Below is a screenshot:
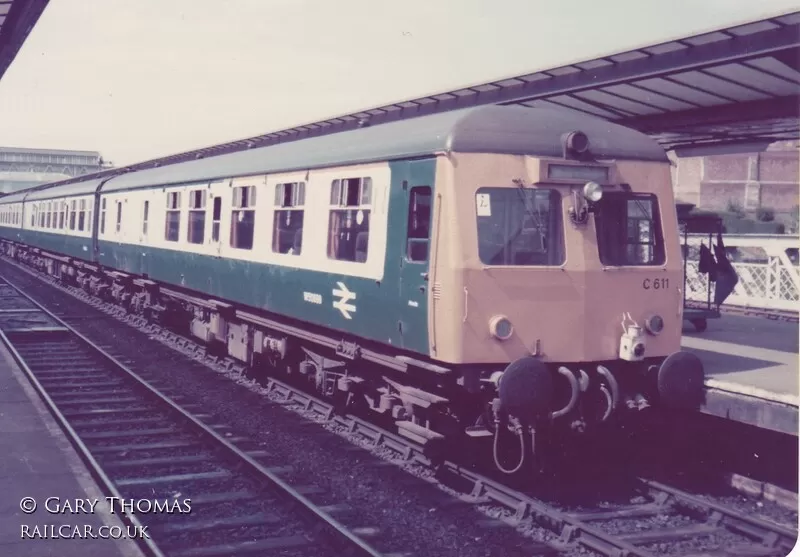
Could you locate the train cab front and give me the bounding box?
[437,151,707,445]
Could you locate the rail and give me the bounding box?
[684,233,800,314]
[0,274,385,557]
[4,256,798,557]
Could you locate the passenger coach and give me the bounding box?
[0,105,704,474]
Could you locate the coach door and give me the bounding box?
[208,180,226,257]
[396,160,435,353]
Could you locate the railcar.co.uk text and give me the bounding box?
[18,496,192,540]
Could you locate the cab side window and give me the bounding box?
[406,186,431,262]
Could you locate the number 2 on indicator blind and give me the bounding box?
[476,194,491,217]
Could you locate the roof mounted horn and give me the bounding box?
[562,130,591,160]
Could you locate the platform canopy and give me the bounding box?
[0,0,49,83]
[7,8,800,189]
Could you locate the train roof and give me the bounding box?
[1,105,668,202]
[103,105,667,193]
[0,178,105,205]
[0,191,28,203]
[23,179,108,201]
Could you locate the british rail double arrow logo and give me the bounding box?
[332,282,357,320]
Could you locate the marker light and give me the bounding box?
[489,315,514,341]
[583,181,603,203]
[645,314,664,335]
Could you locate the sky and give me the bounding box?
[0,0,797,166]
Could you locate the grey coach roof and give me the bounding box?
[24,179,108,201]
[102,105,667,192]
[0,178,108,205]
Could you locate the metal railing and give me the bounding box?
[684,233,799,313]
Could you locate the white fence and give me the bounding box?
[684,234,799,313]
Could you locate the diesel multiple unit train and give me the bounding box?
[0,105,704,473]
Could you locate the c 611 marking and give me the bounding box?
[643,278,668,290]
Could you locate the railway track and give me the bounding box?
[2,257,798,557]
[0,274,386,557]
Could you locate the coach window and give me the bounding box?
[327,177,371,263]
[78,200,87,231]
[69,200,77,230]
[45,202,52,228]
[211,196,222,242]
[30,206,35,227]
[165,191,181,242]
[406,186,432,262]
[142,200,150,235]
[475,188,565,266]
[59,202,65,229]
[188,190,206,244]
[272,182,305,255]
[115,201,123,233]
[230,185,255,250]
[100,199,107,234]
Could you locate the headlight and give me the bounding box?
[583,181,603,203]
[645,314,664,335]
[489,315,514,341]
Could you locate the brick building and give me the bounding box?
[671,141,799,230]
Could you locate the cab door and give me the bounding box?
[396,161,435,353]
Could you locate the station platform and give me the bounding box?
[0,341,144,556]
[682,314,799,436]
